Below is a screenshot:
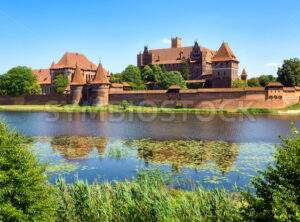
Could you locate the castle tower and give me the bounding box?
[241,68,248,81]
[211,42,239,88]
[90,63,111,106]
[70,64,85,104]
[171,37,182,48]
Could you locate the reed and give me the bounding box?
[55,169,241,221]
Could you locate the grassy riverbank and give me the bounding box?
[0,102,299,114]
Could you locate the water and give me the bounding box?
[1,111,299,190]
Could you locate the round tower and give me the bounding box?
[70,64,86,104]
[90,63,111,106]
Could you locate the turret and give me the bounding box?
[90,63,111,106]
[211,42,239,88]
[70,64,85,104]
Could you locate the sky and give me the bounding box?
[0,0,299,78]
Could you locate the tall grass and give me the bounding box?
[55,169,240,221]
[237,108,272,114]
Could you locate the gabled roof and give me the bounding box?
[52,52,97,70]
[32,69,51,84]
[241,68,247,76]
[211,42,239,62]
[70,64,86,85]
[91,63,110,84]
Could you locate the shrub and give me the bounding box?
[240,123,300,221]
[121,100,129,110]
[176,103,183,109]
[0,118,57,221]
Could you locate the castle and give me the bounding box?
[137,37,247,88]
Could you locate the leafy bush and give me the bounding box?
[0,118,57,221]
[240,123,300,221]
[121,100,129,110]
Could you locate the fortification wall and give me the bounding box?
[109,87,299,109]
[0,95,70,105]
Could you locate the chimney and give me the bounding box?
[171,37,182,48]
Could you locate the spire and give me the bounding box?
[70,63,85,85]
[241,68,247,76]
[50,61,55,68]
[91,63,110,84]
[212,42,239,62]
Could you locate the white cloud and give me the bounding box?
[161,38,171,44]
[266,62,281,67]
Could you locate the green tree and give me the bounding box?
[122,65,143,85]
[258,75,277,87]
[0,66,41,96]
[277,58,300,86]
[109,73,123,83]
[53,74,69,94]
[161,64,167,73]
[0,119,58,221]
[141,65,155,82]
[180,57,190,80]
[151,65,163,82]
[158,71,186,89]
[247,77,261,87]
[232,79,248,88]
[240,123,300,221]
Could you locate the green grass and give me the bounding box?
[55,169,242,222]
[237,108,272,114]
[0,104,244,114]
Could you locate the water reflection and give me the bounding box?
[125,140,238,174]
[51,137,108,159]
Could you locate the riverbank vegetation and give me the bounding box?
[0,119,299,221]
[1,102,300,115]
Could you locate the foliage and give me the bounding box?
[54,74,69,94]
[109,73,123,83]
[141,65,155,82]
[121,100,129,110]
[186,82,204,89]
[0,66,41,96]
[240,123,300,221]
[238,108,271,114]
[277,58,300,86]
[180,57,190,80]
[122,65,145,90]
[151,65,163,82]
[0,118,57,221]
[232,78,248,88]
[161,64,166,73]
[258,75,277,87]
[247,77,261,87]
[55,169,240,222]
[30,82,42,95]
[122,65,143,85]
[158,71,186,89]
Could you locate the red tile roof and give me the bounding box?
[211,42,239,62]
[70,64,86,85]
[91,63,110,84]
[32,69,51,84]
[266,82,283,87]
[148,46,216,65]
[241,68,247,76]
[52,52,97,70]
[111,83,123,88]
[122,82,130,87]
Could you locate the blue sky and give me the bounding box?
[0,0,299,78]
